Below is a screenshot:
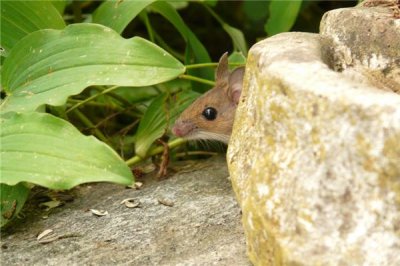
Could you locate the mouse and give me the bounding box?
[172,52,245,143]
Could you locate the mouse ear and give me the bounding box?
[228,67,245,105]
[215,52,229,87]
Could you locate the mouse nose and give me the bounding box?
[172,125,183,137]
[172,120,192,137]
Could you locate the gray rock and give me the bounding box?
[227,7,400,266]
[1,156,249,266]
[320,5,400,92]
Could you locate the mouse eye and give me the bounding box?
[202,107,217,121]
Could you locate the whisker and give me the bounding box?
[194,131,230,143]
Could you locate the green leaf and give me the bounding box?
[203,0,218,7]
[1,112,133,190]
[113,78,191,104]
[51,0,68,15]
[222,24,248,56]
[149,1,214,90]
[243,1,269,22]
[0,1,66,56]
[228,51,246,70]
[0,23,185,113]
[265,0,302,36]
[168,1,189,9]
[150,1,212,66]
[202,4,248,56]
[135,91,199,157]
[0,183,30,228]
[92,0,157,34]
[93,1,213,90]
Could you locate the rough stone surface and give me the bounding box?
[227,29,400,265]
[1,156,249,265]
[320,6,400,92]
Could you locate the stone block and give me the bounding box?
[227,29,400,265]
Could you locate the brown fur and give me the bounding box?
[172,53,245,143]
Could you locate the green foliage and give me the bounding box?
[92,0,214,92]
[1,23,184,113]
[150,1,214,83]
[93,0,157,34]
[135,91,199,157]
[0,0,352,227]
[265,0,303,36]
[0,183,30,227]
[228,52,247,69]
[202,4,248,56]
[1,112,133,189]
[0,1,65,56]
[51,0,68,15]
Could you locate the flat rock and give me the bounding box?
[1,156,249,265]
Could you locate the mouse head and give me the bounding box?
[172,52,245,143]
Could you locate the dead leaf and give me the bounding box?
[156,139,170,179]
[134,182,143,189]
[37,229,54,241]
[37,233,81,244]
[120,198,140,208]
[90,209,108,216]
[142,163,156,174]
[2,200,17,219]
[39,200,62,211]
[126,182,144,190]
[38,234,59,244]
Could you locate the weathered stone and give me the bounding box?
[227,28,400,266]
[320,6,400,92]
[1,156,250,265]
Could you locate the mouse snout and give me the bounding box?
[172,120,193,138]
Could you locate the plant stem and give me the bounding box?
[68,99,123,110]
[185,62,244,69]
[153,32,185,61]
[106,91,133,107]
[186,63,218,69]
[140,12,155,43]
[125,138,187,166]
[202,3,224,25]
[73,109,109,143]
[66,85,119,114]
[179,74,215,86]
[175,151,218,157]
[72,0,82,23]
